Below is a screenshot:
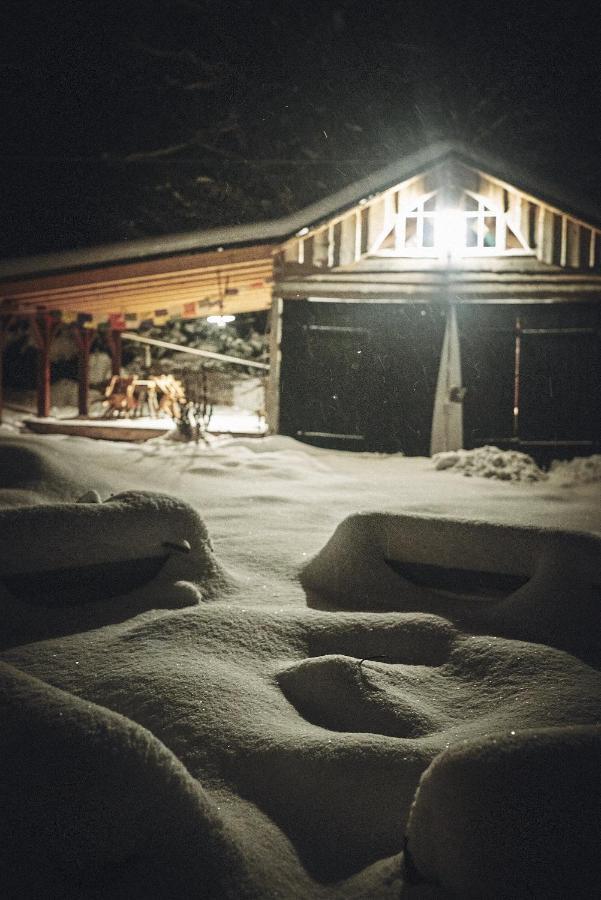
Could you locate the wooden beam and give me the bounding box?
[30,313,58,418]
[72,325,96,417]
[265,296,282,433]
[121,332,269,370]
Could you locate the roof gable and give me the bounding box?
[279,148,601,273]
[2,141,601,281]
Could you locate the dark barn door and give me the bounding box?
[279,300,445,454]
[295,322,369,448]
[459,305,516,449]
[459,303,601,462]
[519,319,601,455]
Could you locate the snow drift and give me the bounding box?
[0,490,233,647]
[0,434,600,898]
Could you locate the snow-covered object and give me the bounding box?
[406,724,601,899]
[0,660,251,899]
[0,435,600,897]
[0,490,232,646]
[301,512,601,660]
[433,445,547,481]
[548,453,601,486]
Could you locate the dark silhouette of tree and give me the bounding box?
[2,0,600,255]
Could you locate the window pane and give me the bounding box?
[483,216,497,247]
[404,216,418,247]
[463,193,479,211]
[466,220,478,247]
[423,218,435,247]
[423,194,437,212]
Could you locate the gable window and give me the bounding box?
[372,189,531,258]
[463,193,498,249]
[404,193,437,249]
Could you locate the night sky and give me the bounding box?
[2,0,601,258]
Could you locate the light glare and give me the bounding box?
[437,209,465,257]
[207,314,236,327]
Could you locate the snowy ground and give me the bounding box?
[1,410,600,898]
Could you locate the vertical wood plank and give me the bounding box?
[312,229,329,267]
[560,216,568,267]
[339,213,356,266]
[566,220,581,268]
[265,296,282,433]
[354,210,362,261]
[536,206,545,260]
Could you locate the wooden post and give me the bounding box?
[30,313,58,418]
[265,297,282,434]
[106,328,123,376]
[72,324,96,417]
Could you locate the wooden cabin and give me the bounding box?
[1,141,600,461]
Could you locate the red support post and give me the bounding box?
[30,313,58,418]
[72,324,96,417]
[106,329,123,377]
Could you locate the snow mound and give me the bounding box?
[405,724,601,899]
[301,512,601,662]
[0,660,250,899]
[0,437,112,506]
[1,434,601,897]
[548,453,601,486]
[433,445,547,482]
[0,490,233,647]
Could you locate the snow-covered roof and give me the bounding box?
[2,140,601,281]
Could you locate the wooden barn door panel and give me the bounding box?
[279,300,445,454]
[279,300,372,448]
[458,305,516,448]
[298,323,369,445]
[518,328,601,446]
[360,304,445,455]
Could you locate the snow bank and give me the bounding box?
[405,724,601,899]
[432,445,547,481]
[548,453,601,486]
[0,660,251,899]
[0,490,233,647]
[1,436,600,897]
[300,511,601,661]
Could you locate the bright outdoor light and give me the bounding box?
[436,209,465,257]
[207,314,236,327]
